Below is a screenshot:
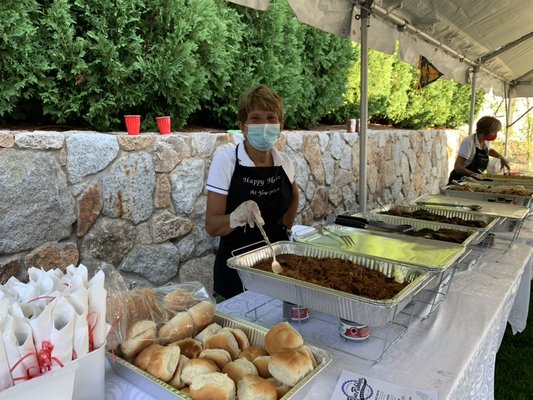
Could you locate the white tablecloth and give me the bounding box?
[105,220,532,400]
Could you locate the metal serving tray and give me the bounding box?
[475,177,533,188]
[227,241,433,327]
[441,184,533,207]
[294,226,466,272]
[485,173,533,186]
[413,194,530,221]
[373,203,500,231]
[108,312,332,400]
[351,211,481,246]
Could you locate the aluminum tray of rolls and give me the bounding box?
[107,312,332,400]
[352,211,481,247]
[372,204,500,234]
[227,241,433,327]
[441,184,533,207]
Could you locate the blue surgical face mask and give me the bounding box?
[246,124,281,151]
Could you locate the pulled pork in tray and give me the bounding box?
[407,227,470,243]
[379,208,487,228]
[253,254,408,300]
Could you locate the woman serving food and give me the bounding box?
[448,116,511,184]
[205,84,299,300]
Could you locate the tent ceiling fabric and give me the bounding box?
[228,0,533,98]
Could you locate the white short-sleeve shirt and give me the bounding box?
[458,135,491,167]
[206,143,295,196]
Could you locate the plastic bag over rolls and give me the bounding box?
[105,280,216,362]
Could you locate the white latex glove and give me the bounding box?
[229,200,264,229]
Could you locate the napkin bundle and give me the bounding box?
[0,264,108,392]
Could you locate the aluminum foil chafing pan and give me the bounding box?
[372,204,499,232]
[351,211,481,246]
[441,184,533,207]
[227,241,433,327]
[108,312,332,400]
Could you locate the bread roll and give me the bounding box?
[267,377,292,398]
[237,375,277,400]
[163,289,196,313]
[264,322,303,354]
[158,311,194,344]
[190,372,236,400]
[204,328,241,359]
[194,322,222,344]
[222,358,258,385]
[239,346,269,362]
[168,354,190,390]
[268,348,313,387]
[175,338,203,359]
[251,355,271,378]
[146,343,181,382]
[121,320,157,358]
[134,343,163,370]
[189,300,215,333]
[199,348,232,370]
[228,328,249,351]
[130,288,160,320]
[298,345,318,368]
[180,358,220,386]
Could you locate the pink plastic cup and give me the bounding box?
[124,115,141,135]
[156,116,171,135]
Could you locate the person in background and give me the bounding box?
[205,84,299,300]
[448,116,511,184]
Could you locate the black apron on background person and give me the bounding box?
[213,144,293,299]
[448,143,490,184]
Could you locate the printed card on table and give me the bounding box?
[330,369,438,400]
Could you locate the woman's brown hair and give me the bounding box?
[237,84,284,124]
[476,116,502,135]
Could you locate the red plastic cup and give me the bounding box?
[124,115,141,135]
[156,116,171,135]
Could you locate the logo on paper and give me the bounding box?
[341,378,374,400]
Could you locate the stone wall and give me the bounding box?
[0,128,455,292]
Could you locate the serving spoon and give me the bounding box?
[255,218,283,274]
[415,201,481,211]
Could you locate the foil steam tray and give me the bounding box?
[351,211,481,247]
[107,312,332,400]
[227,241,433,327]
[441,185,533,207]
[412,194,530,221]
[372,204,500,231]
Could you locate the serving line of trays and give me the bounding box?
[107,312,332,400]
[441,181,533,208]
[413,193,531,247]
[227,241,445,362]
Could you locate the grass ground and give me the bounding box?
[495,285,532,399]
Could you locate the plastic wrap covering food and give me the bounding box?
[104,275,215,363]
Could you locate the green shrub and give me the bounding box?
[0,0,44,120]
[0,0,480,131]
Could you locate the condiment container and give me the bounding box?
[282,301,310,321]
[338,318,370,341]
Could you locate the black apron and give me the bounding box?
[213,143,293,299]
[448,140,489,184]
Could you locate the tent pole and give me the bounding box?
[504,83,511,158]
[358,0,372,212]
[468,67,478,135]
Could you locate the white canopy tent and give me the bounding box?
[228,0,533,210]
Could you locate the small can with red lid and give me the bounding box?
[282,302,310,322]
[338,318,370,341]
